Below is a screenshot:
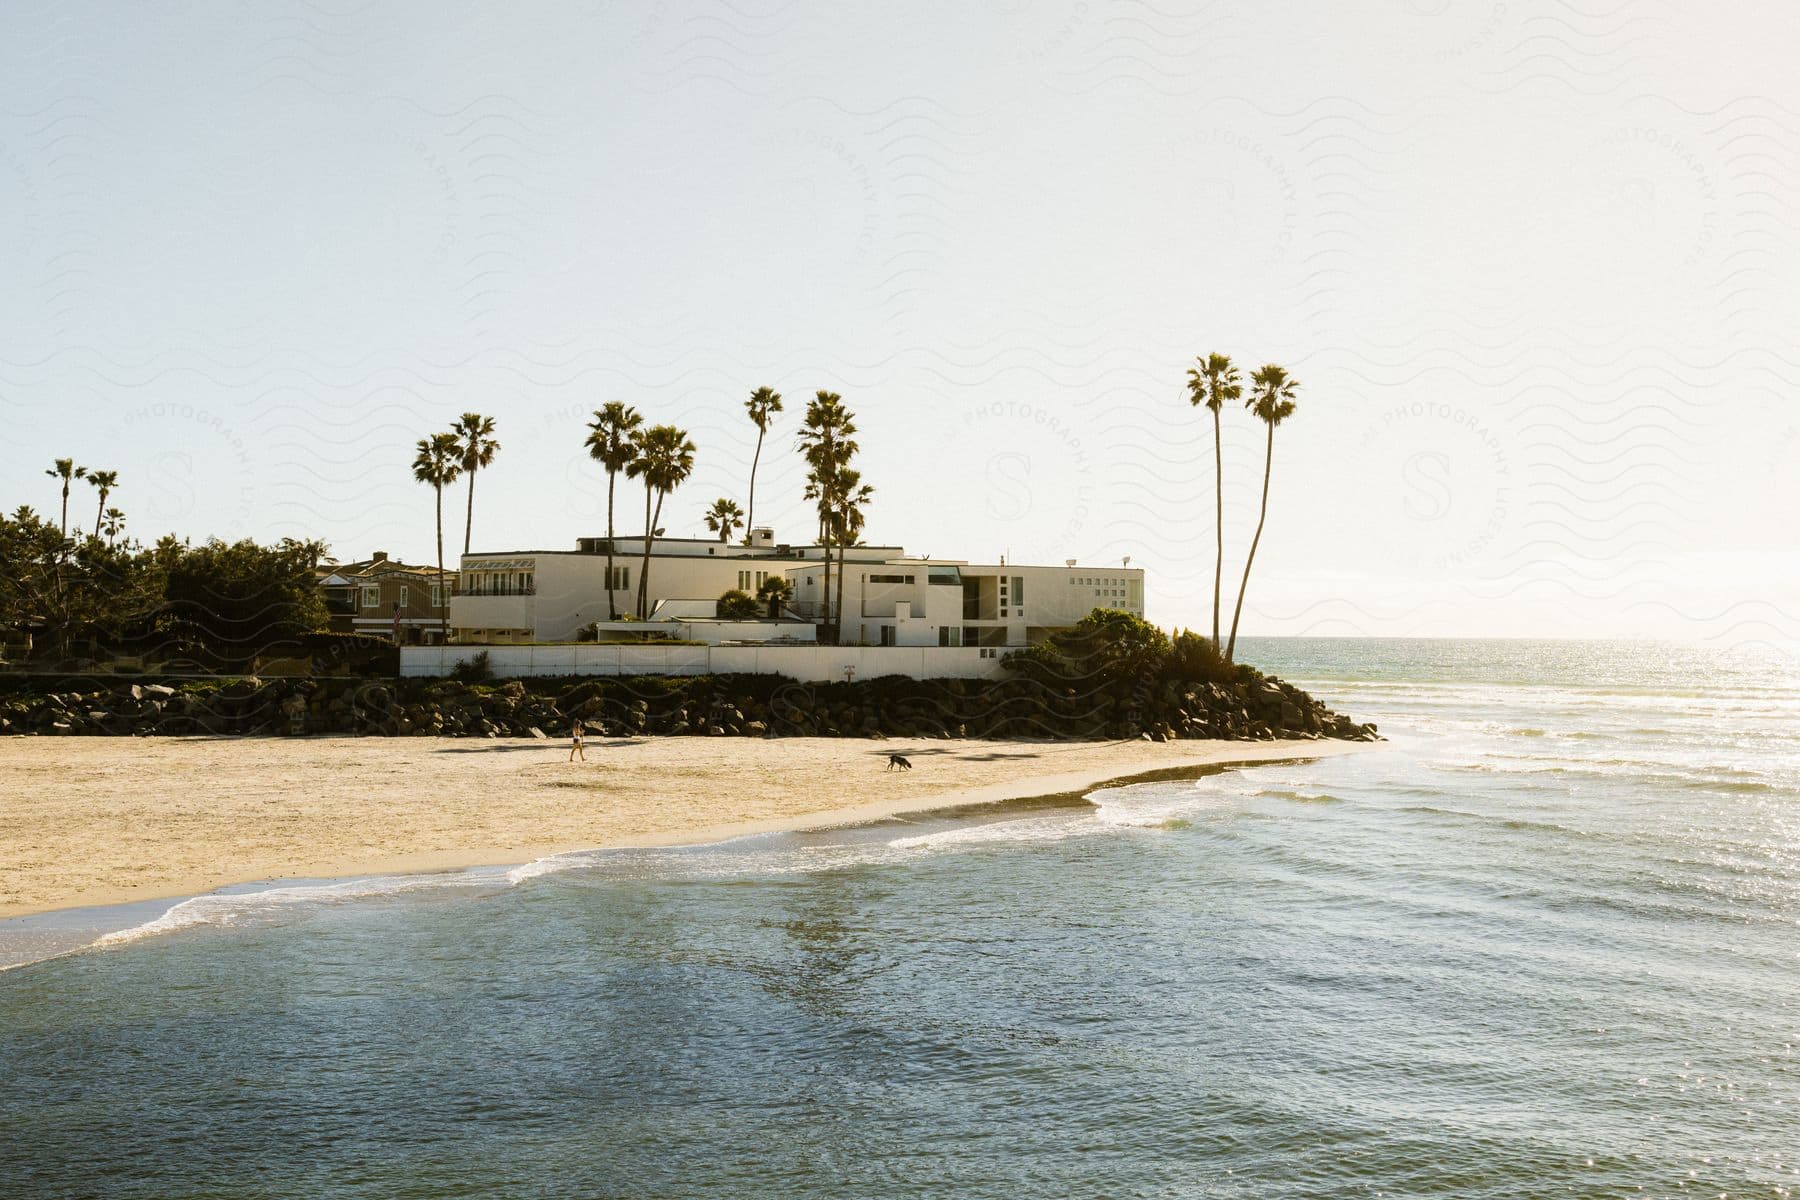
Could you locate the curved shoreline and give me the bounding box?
[0,735,1375,923]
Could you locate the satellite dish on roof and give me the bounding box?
[1122,555,1131,567]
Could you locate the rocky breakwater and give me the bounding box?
[0,671,1378,743]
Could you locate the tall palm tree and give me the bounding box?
[86,469,119,542]
[796,392,858,641]
[1186,353,1241,652]
[623,425,655,615]
[632,424,697,619]
[101,508,125,547]
[450,413,500,556]
[1225,364,1299,664]
[704,497,745,543]
[585,402,643,620]
[829,470,874,638]
[412,433,463,644]
[743,386,783,542]
[801,471,831,624]
[44,459,85,538]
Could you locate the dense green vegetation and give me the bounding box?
[0,506,342,669]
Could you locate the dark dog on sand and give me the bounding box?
[887,753,913,771]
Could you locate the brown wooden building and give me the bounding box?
[316,552,458,645]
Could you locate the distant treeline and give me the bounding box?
[0,509,360,670]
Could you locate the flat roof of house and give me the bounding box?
[319,560,453,578]
[462,546,905,561]
[791,559,1143,572]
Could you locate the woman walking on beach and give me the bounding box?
[569,720,586,762]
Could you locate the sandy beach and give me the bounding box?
[0,735,1370,920]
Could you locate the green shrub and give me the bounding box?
[1004,607,1169,685]
[449,650,495,682]
[716,589,762,620]
[1164,628,1234,685]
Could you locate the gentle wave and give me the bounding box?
[92,869,516,949]
[888,816,1089,850]
[1429,758,1784,793]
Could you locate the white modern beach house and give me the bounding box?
[402,528,1145,680]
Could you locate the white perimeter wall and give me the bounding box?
[400,644,1009,682]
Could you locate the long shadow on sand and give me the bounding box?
[431,740,647,754]
[863,747,1044,762]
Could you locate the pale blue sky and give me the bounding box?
[3,1,1796,646]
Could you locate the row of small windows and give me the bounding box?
[362,585,445,608]
[736,570,771,590]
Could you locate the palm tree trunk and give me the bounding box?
[637,481,654,619]
[463,466,477,556]
[1212,407,1223,651]
[821,527,833,643]
[1225,423,1274,665]
[605,471,618,621]
[746,429,764,543]
[95,493,106,543]
[59,485,69,538]
[640,490,665,620]
[435,484,448,644]
[835,512,848,641]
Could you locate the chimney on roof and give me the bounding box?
[371,551,388,563]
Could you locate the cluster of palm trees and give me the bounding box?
[797,392,873,641]
[582,403,697,621]
[577,387,872,638]
[412,413,501,641]
[1186,354,1300,664]
[43,459,126,548]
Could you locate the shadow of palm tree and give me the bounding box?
[432,744,558,754]
[859,747,1044,762]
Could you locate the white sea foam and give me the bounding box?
[887,814,1091,851]
[92,869,509,949]
[504,853,598,886]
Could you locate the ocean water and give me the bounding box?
[2,638,1797,1198]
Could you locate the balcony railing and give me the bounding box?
[458,584,536,597]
